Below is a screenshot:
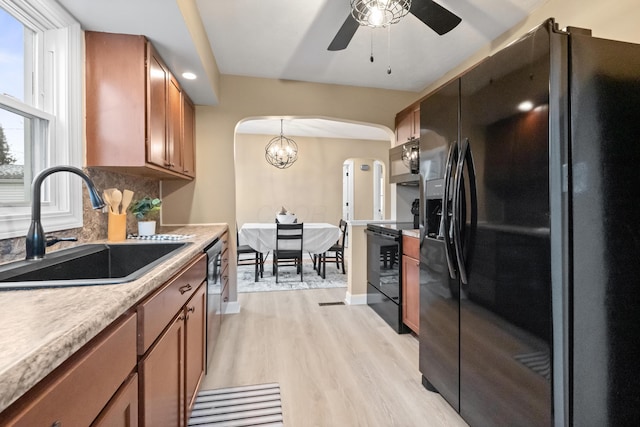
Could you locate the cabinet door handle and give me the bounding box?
[51,421,61,427]
[179,283,192,294]
[179,314,185,321]
[187,306,195,313]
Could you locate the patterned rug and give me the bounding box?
[237,258,347,293]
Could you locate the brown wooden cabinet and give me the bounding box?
[402,235,420,334]
[181,95,196,177]
[185,283,206,417]
[85,31,195,180]
[395,105,420,143]
[137,254,207,426]
[0,313,137,427]
[93,373,139,427]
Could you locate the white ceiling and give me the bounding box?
[56,0,546,138]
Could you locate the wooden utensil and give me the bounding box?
[102,190,113,212]
[121,189,134,214]
[111,189,123,214]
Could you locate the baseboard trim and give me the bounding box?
[224,301,241,314]
[345,292,367,305]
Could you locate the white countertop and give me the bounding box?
[0,224,226,413]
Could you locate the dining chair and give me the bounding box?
[316,219,347,279]
[236,224,265,282]
[273,222,304,283]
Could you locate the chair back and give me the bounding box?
[338,219,348,248]
[276,223,304,252]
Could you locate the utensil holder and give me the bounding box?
[108,212,127,242]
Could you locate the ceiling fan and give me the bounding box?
[328,0,462,51]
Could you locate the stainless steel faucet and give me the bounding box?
[26,166,105,260]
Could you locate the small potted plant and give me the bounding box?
[129,196,162,236]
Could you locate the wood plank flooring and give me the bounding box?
[202,288,468,427]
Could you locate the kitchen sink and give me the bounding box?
[0,242,191,290]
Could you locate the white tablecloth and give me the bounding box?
[239,223,340,254]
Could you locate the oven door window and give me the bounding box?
[366,231,400,301]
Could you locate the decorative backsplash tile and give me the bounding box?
[0,168,160,263]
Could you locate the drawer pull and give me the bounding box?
[179,284,192,294]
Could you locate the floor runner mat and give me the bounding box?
[188,383,283,426]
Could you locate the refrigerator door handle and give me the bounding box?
[443,140,458,280]
[453,138,477,285]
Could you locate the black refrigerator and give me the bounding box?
[418,19,640,426]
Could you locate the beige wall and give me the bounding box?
[417,0,640,100]
[351,158,374,220]
[162,75,415,227]
[235,134,389,226]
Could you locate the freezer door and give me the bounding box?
[458,22,553,426]
[570,33,640,426]
[419,78,461,410]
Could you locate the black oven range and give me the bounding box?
[365,222,415,333]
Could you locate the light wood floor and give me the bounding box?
[202,288,468,427]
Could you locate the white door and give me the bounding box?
[342,160,354,221]
[373,160,385,220]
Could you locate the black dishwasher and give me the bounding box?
[365,223,411,333]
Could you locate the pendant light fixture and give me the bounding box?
[265,119,298,169]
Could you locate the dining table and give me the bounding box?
[238,222,340,254]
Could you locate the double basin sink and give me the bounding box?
[0,242,190,291]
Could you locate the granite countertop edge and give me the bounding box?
[0,224,227,413]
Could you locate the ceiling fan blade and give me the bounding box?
[410,0,462,35]
[328,14,360,51]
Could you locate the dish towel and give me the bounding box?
[127,234,194,241]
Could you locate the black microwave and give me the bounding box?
[389,139,419,185]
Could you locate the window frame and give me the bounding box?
[0,0,83,240]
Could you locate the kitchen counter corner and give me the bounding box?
[0,224,227,413]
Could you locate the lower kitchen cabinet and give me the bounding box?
[402,235,420,334]
[139,310,185,426]
[0,313,137,427]
[93,373,139,427]
[185,283,206,415]
[137,253,207,426]
[0,251,210,427]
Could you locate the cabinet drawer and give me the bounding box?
[137,253,206,354]
[1,313,137,427]
[403,235,419,259]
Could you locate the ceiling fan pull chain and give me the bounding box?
[370,30,375,63]
[387,25,392,74]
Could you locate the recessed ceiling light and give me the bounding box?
[518,100,534,112]
[182,72,197,80]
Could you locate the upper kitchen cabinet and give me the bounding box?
[85,31,195,180]
[181,94,196,178]
[395,104,420,144]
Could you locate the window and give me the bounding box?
[0,0,82,239]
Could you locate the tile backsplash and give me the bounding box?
[0,168,160,263]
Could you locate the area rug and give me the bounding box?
[188,383,283,426]
[237,259,347,293]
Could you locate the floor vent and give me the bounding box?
[514,351,551,380]
[188,383,283,426]
[318,301,345,306]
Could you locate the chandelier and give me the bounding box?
[265,119,298,169]
[350,0,412,28]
